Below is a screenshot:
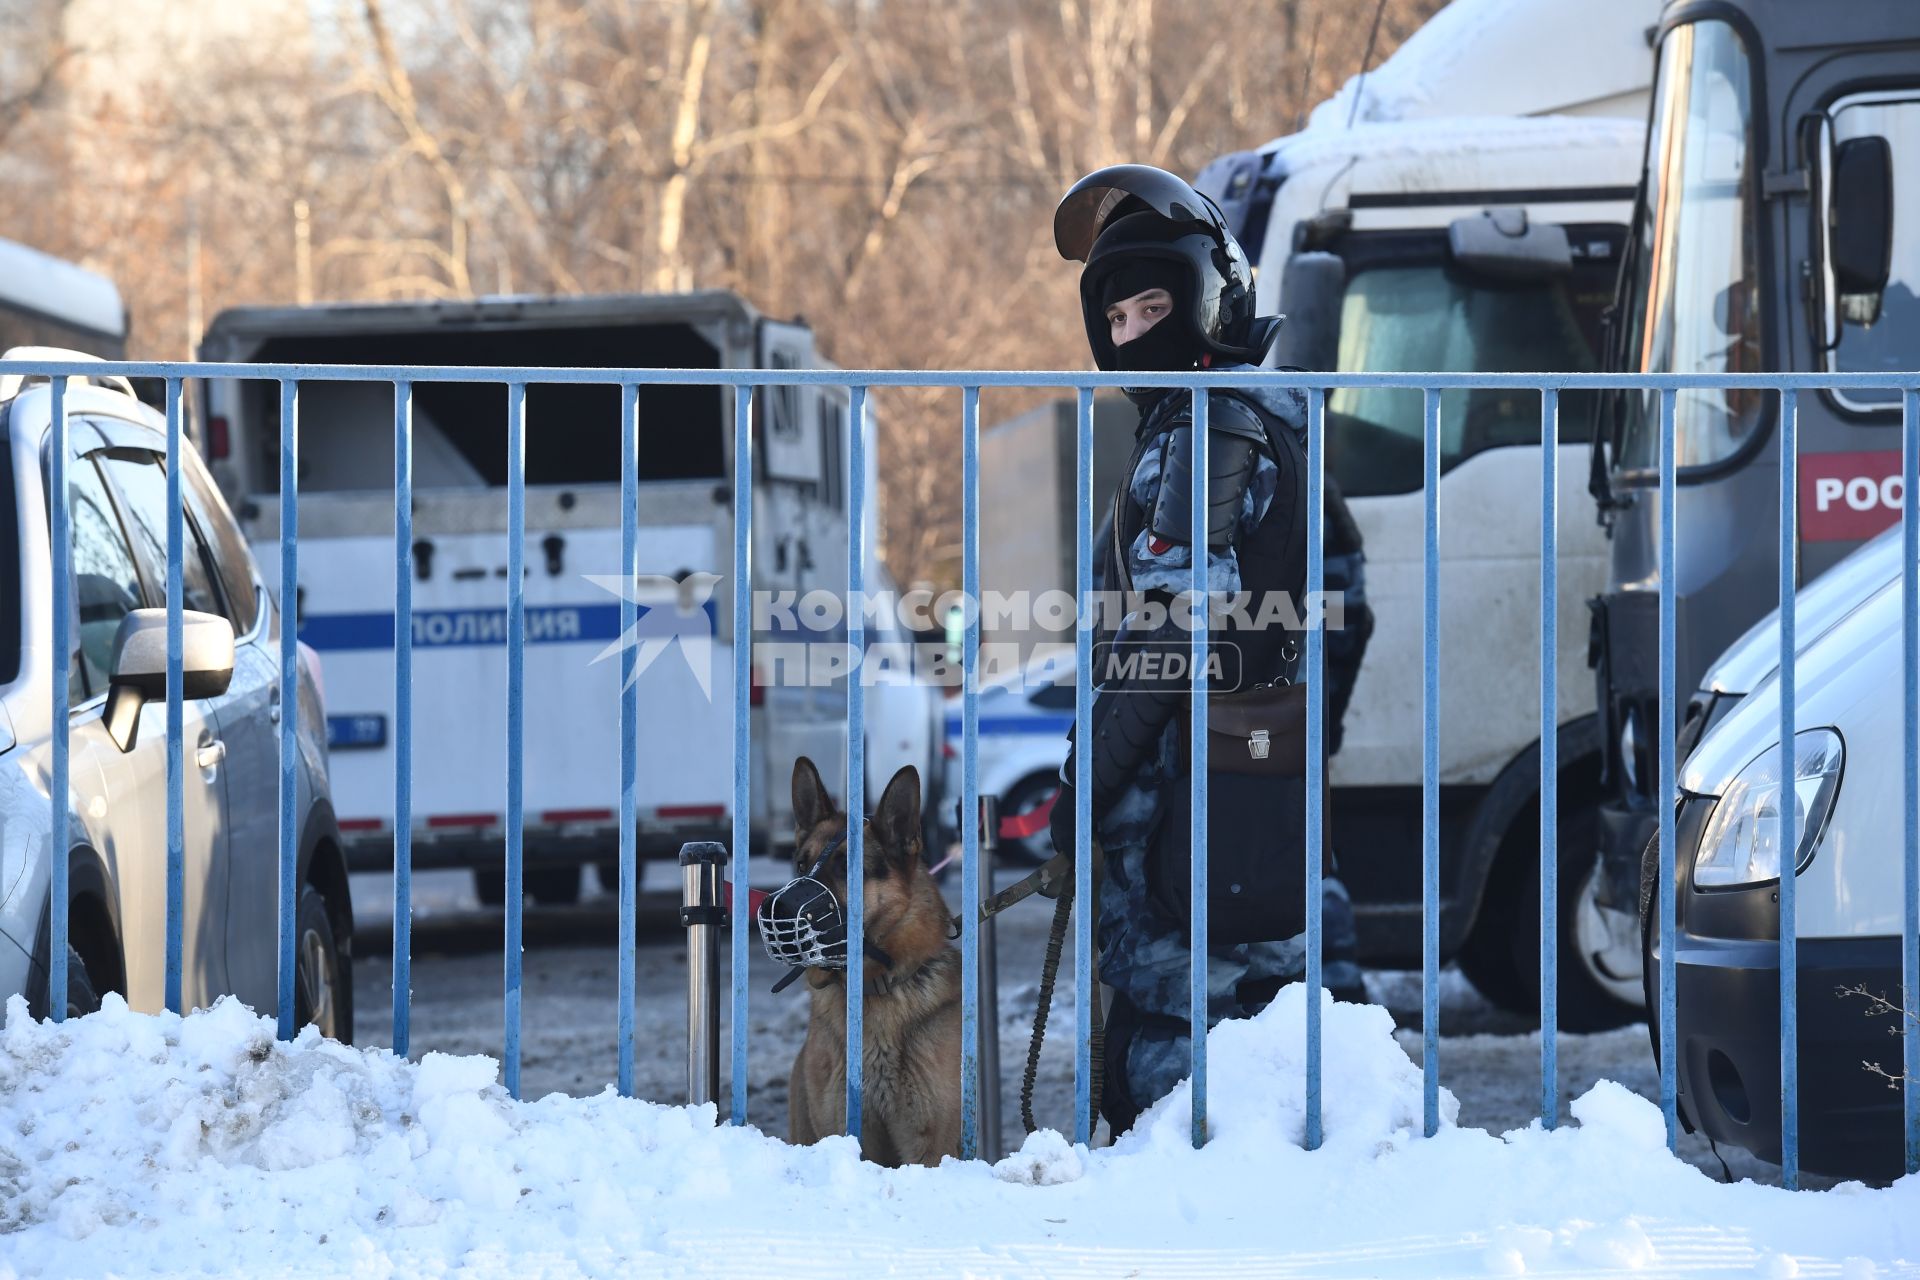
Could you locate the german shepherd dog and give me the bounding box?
[785,757,962,1166]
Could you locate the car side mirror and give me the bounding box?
[103,608,236,752]
[1448,207,1572,283]
[1829,134,1893,297]
[1270,250,1346,372]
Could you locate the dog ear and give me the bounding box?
[873,765,923,867]
[792,756,835,838]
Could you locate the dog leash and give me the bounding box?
[1017,846,1104,1141]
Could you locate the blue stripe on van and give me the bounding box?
[299,602,715,652]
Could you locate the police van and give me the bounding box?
[196,291,940,902]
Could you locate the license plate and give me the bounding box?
[326,714,387,750]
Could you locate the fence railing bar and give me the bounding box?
[845,383,868,1147]
[618,382,640,1098]
[1067,385,1098,1143]
[1904,385,1920,1177]
[504,380,527,1098]
[11,359,1920,393]
[1189,383,1210,1150]
[1073,386,1095,1148]
[1539,387,1559,1128]
[1422,386,1441,1138]
[1778,387,1800,1190]
[1657,386,1679,1149]
[277,379,300,1040]
[48,376,70,1022]
[1305,387,1326,1153]
[730,385,753,1126]
[961,385,982,1159]
[393,379,414,1057]
[164,376,186,1016]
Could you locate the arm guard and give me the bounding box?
[1147,395,1272,549]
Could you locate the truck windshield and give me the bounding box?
[1824,94,1920,411]
[1612,19,1761,475]
[1327,233,1618,498]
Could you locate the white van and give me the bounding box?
[1195,0,1660,1025]
[1662,526,1912,1180]
[197,291,940,900]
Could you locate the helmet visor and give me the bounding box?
[1054,163,1232,262]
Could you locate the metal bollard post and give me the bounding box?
[977,795,1004,1162]
[680,840,725,1110]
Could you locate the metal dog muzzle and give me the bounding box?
[757,873,850,971]
[757,830,853,990]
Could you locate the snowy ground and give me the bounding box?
[5,976,1917,1278]
[341,865,1801,1181]
[4,863,1907,1278]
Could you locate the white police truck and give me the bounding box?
[196,291,940,902]
[1195,0,1660,1026]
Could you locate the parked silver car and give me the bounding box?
[0,351,352,1037]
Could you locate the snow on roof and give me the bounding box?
[1267,111,1644,179]
[6,987,1918,1275]
[1307,0,1662,130]
[0,238,126,338]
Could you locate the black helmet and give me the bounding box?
[1054,164,1281,372]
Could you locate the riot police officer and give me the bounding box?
[1047,165,1364,1135]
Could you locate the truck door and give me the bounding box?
[755,322,847,832]
[1797,91,1920,559]
[860,567,937,813]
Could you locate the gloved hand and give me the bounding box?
[1048,772,1077,859]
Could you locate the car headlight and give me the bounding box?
[1693,728,1844,888]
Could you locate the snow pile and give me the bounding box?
[4,989,1918,1279]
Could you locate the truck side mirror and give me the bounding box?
[1829,135,1893,297]
[1270,251,1346,372]
[1448,207,1572,282]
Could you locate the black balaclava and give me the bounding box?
[1090,211,1205,376]
[1088,230,1203,375]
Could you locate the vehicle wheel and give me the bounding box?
[1638,830,1664,1045]
[27,944,102,1022]
[527,867,582,906]
[26,932,103,1020]
[294,885,353,1043]
[995,772,1061,868]
[472,865,581,906]
[1456,905,1533,1012]
[65,945,102,1019]
[1459,799,1644,1031]
[473,866,506,907]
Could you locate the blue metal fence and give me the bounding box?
[8,356,1920,1185]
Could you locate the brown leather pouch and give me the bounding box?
[1177,681,1335,873]
[1201,680,1307,776]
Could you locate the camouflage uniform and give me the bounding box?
[1091,384,1366,1122]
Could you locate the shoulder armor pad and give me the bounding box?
[1202,390,1272,447]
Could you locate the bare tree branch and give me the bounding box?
[360,0,474,295]
[0,32,73,148]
